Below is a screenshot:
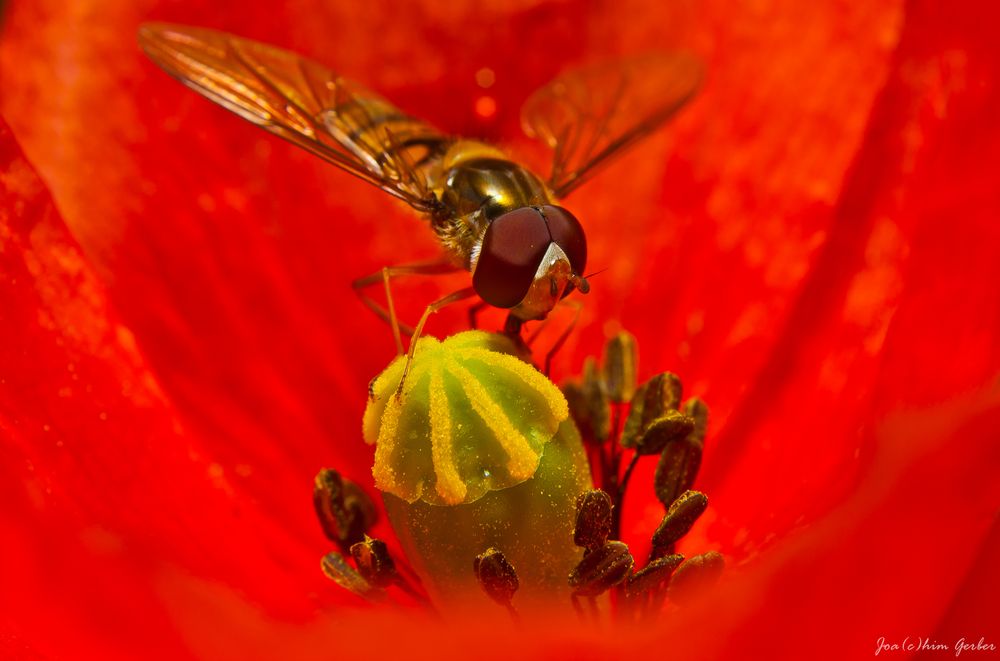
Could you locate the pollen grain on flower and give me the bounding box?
[364,332,567,506]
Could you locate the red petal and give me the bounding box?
[700,0,1000,547]
[660,4,1000,656]
[0,119,363,658]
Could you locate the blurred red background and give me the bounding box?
[1,0,998,658]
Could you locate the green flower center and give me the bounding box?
[315,329,723,618]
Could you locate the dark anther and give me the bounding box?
[350,535,398,589]
[621,372,684,445]
[653,425,704,509]
[667,551,725,606]
[474,547,519,612]
[573,490,613,551]
[562,357,610,442]
[313,468,379,554]
[624,410,696,456]
[568,541,634,597]
[320,551,384,601]
[651,490,709,559]
[683,397,709,444]
[555,330,716,622]
[582,357,611,441]
[624,553,685,598]
[562,382,592,438]
[602,331,638,403]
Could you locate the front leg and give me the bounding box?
[352,260,461,355]
[395,287,478,397]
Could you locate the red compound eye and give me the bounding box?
[539,205,587,275]
[473,207,551,308]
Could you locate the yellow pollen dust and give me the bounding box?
[444,357,538,481]
[372,381,404,494]
[460,347,568,421]
[428,368,466,504]
[363,331,570,506]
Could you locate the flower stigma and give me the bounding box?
[313,329,723,619]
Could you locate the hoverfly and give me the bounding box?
[138,23,701,372]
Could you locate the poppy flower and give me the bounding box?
[1,0,998,658]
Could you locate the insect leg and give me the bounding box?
[467,300,490,329]
[352,260,461,355]
[524,315,553,347]
[396,287,478,397]
[542,299,584,376]
[381,267,404,355]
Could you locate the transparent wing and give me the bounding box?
[521,52,702,198]
[139,23,453,211]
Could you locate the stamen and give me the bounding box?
[624,553,684,598]
[313,468,377,553]
[575,357,612,441]
[626,410,696,456]
[651,490,709,559]
[558,330,722,620]
[683,397,710,443]
[667,551,725,605]
[474,547,520,619]
[602,331,638,402]
[622,372,684,440]
[320,551,384,601]
[568,540,634,598]
[653,423,704,509]
[573,489,613,551]
[350,535,398,589]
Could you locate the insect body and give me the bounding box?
[138,23,701,357]
[432,146,588,322]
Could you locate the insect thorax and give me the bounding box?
[430,141,553,269]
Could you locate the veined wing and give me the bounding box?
[139,23,453,211]
[522,52,702,198]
